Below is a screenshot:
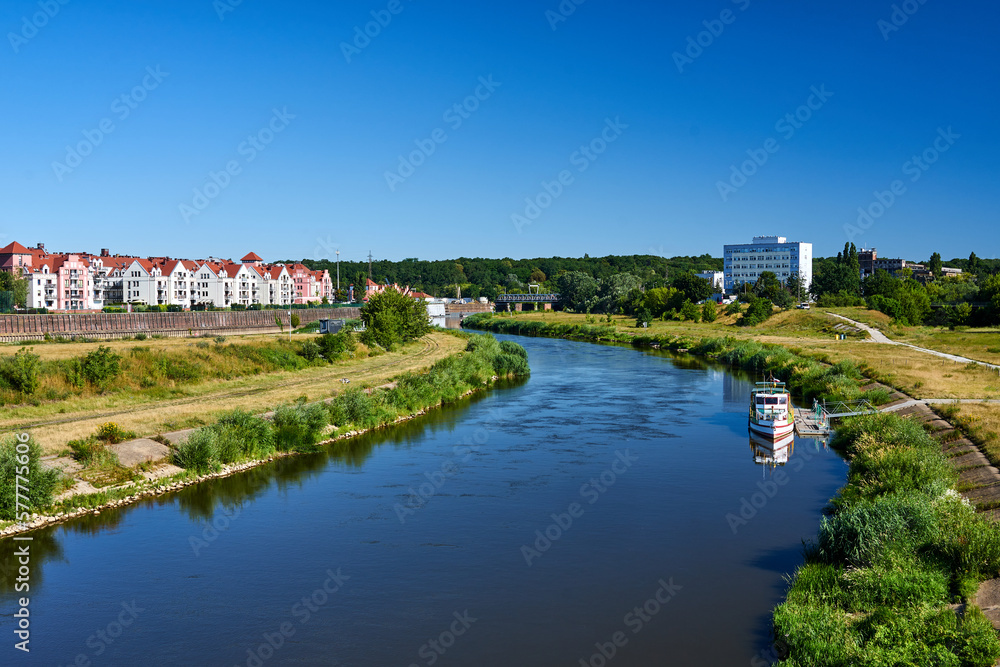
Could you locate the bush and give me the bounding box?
[678,299,701,322]
[0,435,61,520]
[702,300,718,323]
[273,401,329,452]
[77,346,123,391]
[737,296,773,326]
[298,340,321,361]
[173,429,220,474]
[1,347,41,395]
[290,313,301,328]
[96,421,136,444]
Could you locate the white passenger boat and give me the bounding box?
[748,377,795,439]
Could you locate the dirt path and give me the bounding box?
[828,313,1000,370]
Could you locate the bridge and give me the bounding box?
[495,293,560,311]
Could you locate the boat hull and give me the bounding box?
[748,419,794,439]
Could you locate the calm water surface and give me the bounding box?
[1,335,847,666]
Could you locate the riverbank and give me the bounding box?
[4,331,466,454]
[0,334,530,539]
[463,312,1000,665]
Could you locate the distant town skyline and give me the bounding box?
[3,1,997,263]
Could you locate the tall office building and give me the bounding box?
[723,236,812,294]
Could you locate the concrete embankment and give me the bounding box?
[0,308,360,342]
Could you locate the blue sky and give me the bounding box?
[2,0,997,264]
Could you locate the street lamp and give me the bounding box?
[336,250,340,301]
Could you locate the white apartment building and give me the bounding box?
[695,271,725,291]
[723,236,812,293]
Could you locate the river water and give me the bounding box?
[1,335,847,666]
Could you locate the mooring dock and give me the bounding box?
[794,399,881,436]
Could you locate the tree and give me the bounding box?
[529,268,547,284]
[0,272,28,308]
[929,252,943,278]
[360,288,429,351]
[557,271,599,312]
[642,287,684,319]
[738,297,774,327]
[679,299,701,322]
[593,273,643,313]
[702,300,718,322]
[671,273,713,303]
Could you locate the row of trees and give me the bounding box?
[296,254,722,301]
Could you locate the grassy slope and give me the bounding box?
[6,332,465,454]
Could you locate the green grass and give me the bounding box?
[774,412,1000,666]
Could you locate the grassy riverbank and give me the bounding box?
[0,334,529,529]
[774,413,1000,665]
[3,331,466,454]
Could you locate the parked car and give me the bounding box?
[796,303,811,310]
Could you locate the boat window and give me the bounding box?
[764,398,778,405]
[778,397,787,405]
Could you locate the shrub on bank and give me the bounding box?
[0,435,62,520]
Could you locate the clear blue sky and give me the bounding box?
[2,0,997,264]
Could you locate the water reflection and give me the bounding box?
[749,431,795,467]
[0,527,65,602]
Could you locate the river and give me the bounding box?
[1,335,847,666]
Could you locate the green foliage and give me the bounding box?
[0,271,28,308]
[316,331,355,361]
[273,401,329,452]
[290,313,301,328]
[724,300,742,316]
[360,288,430,351]
[0,435,62,519]
[775,411,1000,666]
[1,347,41,395]
[96,421,136,444]
[74,346,123,391]
[173,429,221,474]
[678,299,701,322]
[671,272,714,303]
[701,300,718,323]
[737,296,773,326]
[298,340,321,361]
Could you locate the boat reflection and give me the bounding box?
[749,430,795,468]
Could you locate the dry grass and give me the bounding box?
[941,403,1000,463]
[0,332,279,361]
[13,332,466,455]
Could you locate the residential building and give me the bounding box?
[723,236,812,293]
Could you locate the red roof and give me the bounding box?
[0,241,30,254]
[241,252,263,262]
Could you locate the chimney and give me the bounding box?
[101,248,110,257]
[37,243,44,251]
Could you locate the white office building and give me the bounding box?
[723,236,812,293]
[695,271,725,291]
